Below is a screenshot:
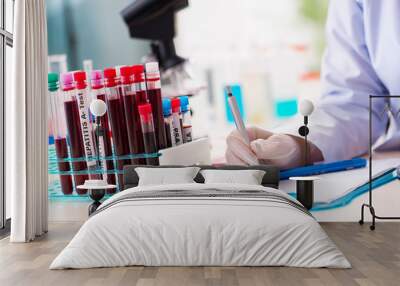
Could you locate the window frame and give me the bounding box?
[0,0,13,234]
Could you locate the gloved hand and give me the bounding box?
[225,126,306,169]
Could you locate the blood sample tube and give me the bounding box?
[145,62,167,150]
[120,66,145,164]
[162,98,173,148]
[48,73,73,195]
[90,70,116,189]
[103,67,131,188]
[61,72,88,194]
[73,71,100,180]
[132,65,148,106]
[132,65,149,164]
[170,98,184,146]
[115,65,127,113]
[138,103,159,166]
[179,96,193,143]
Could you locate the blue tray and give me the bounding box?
[280,158,367,180]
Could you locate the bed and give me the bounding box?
[50,165,350,269]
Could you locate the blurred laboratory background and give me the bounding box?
[47,0,328,160]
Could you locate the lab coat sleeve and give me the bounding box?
[273,0,388,162]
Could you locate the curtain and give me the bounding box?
[8,0,48,242]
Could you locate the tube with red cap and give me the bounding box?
[73,71,100,180]
[103,67,130,187]
[61,72,88,194]
[90,70,116,189]
[171,97,184,146]
[132,65,148,105]
[145,62,167,150]
[138,103,159,165]
[120,66,145,164]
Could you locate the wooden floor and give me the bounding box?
[0,222,400,286]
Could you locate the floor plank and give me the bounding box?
[0,222,399,286]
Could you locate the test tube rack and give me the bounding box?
[48,137,212,199]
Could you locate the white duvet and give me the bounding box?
[50,183,350,269]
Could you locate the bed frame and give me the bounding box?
[123,165,280,190]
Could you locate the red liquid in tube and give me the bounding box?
[138,103,159,166]
[98,94,116,187]
[61,73,88,194]
[54,138,74,194]
[132,65,150,164]
[48,73,74,195]
[104,68,131,188]
[73,71,101,180]
[132,65,149,106]
[120,66,145,164]
[63,95,89,194]
[145,62,167,150]
[90,70,116,190]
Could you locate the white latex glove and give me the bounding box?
[225,126,303,168]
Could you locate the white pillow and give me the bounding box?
[200,169,266,185]
[136,167,201,186]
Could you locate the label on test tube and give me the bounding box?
[171,114,183,146]
[180,96,192,143]
[165,116,174,147]
[171,98,183,146]
[96,128,107,180]
[99,138,106,175]
[74,70,97,172]
[183,125,192,142]
[76,89,97,168]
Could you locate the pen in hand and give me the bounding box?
[226,86,258,164]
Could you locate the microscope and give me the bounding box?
[121,0,204,97]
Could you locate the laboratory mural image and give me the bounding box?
[8,1,400,283]
[46,0,399,223]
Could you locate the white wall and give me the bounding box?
[47,0,150,70]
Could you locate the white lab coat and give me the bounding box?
[275,0,400,162]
